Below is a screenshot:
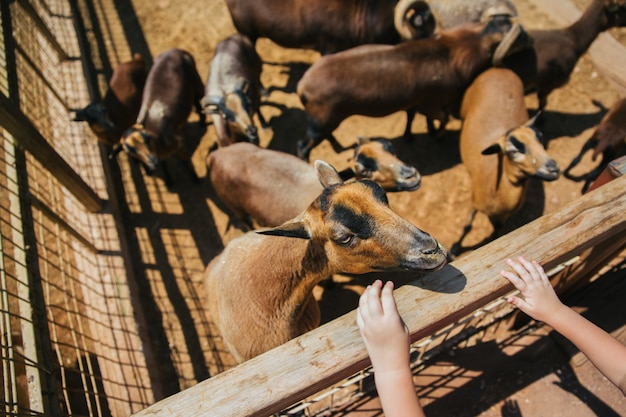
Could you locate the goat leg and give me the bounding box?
[403,108,417,141]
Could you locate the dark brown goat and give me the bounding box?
[296,18,531,160]
[112,49,205,185]
[502,0,626,113]
[202,33,265,147]
[204,160,447,362]
[74,53,147,146]
[207,138,421,229]
[564,96,626,191]
[224,0,436,55]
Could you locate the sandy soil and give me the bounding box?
[121,0,626,415]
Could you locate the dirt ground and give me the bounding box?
[122,0,626,415]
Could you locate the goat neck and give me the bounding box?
[569,0,625,56]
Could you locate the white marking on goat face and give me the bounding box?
[148,100,167,120]
[121,128,159,173]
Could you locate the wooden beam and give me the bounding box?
[131,173,626,417]
[0,93,104,213]
[527,0,626,96]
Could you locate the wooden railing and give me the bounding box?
[132,172,626,417]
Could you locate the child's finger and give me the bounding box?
[501,268,525,291]
[518,257,541,281]
[365,280,384,316]
[356,306,365,330]
[507,258,531,282]
[380,281,398,315]
[358,286,372,321]
[507,294,530,312]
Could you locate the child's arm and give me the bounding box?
[356,280,426,417]
[502,257,626,395]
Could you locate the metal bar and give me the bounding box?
[16,0,68,60]
[0,92,105,213]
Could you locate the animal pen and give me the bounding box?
[0,0,625,417]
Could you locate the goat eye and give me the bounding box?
[335,233,355,246]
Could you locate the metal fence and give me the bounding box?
[1,0,153,415]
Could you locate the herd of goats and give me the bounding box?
[73,0,626,363]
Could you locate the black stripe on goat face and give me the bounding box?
[322,180,389,246]
[354,153,378,179]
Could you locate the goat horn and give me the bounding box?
[201,95,227,115]
[492,22,523,66]
[394,0,432,40]
[481,1,518,23]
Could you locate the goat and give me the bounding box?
[451,68,560,257]
[502,0,626,113]
[564,96,626,192]
[207,137,421,229]
[111,49,205,185]
[202,33,266,147]
[224,0,436,55]
[395,0,518,38]
[296,17,531,160]
[73,53,147,146]
[204,159,447,362]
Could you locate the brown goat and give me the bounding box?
[73,53,147,146]
[207,137,421,229]
[112,49,205,185]
[296,17,531,160]
[224,0,436,55]
[564,96,626,191]
[204,160,447,362]
[502,0,626,113]
[451,68,560,256]
[202,33,265,147]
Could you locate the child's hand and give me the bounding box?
[356,280,410,373]
[501,257,564,322]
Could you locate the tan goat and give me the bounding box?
[206,137,422,229]
[204,160,447,362]
[451,68,560,257]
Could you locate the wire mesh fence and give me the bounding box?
[1,0,153,415]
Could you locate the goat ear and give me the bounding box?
[256,222,311,240]
[109,143,124,159]
[315,160,344,188]
[481,144,502,155]
[525,111,542,127]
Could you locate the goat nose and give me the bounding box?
[547,159,560,173]
[401,165,418,178]
[418,235,439,254]
[246,126,259,142]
